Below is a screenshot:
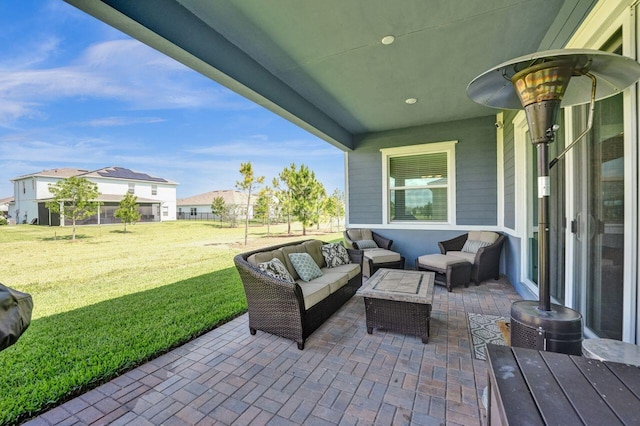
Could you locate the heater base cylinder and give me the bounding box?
[510,300,583,355]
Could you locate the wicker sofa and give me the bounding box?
[234,240,363,350]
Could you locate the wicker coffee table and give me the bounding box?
[357,268,435,343]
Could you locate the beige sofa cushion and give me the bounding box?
[446,251,476,263]
[280,244,307,280]
[467,231,499,244]
[297,281,331,309]
[322,263,360,281]
[306,272,349,294]
[346,229,373,243]
[247,249,286,267]
[303,240,326,268]
[363,248,401,264]
[417,254,470,270]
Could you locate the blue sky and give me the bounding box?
[0,1,345,199]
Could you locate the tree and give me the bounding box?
[46,176,101,241]
[114,193,141,232]
[324,189,345,232]
[210,196,227,225]
[254,186,274,235]
[289,164,323,236]
[314,183,327,231]
[236,162,264,245]
[274,164,296,234]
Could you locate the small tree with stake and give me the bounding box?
[114,192,141,232]
[46,176,101,241]
[236,162,264,245]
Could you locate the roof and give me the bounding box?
[177,190,255,206]
[66,0,595,151]
[11,166,176,185]
[0,196,14,205]
[82,166,173,183]
[11,168,89,181]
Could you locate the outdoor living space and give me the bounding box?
[28,277,519,426]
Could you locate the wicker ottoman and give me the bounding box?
[357,269,434,343]
[415,254,472,292]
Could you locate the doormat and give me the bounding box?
[467,312,509,360]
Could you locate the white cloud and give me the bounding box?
[0,38,253,126]
[84,116,165,127]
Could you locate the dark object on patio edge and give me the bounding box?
[438,232,506,283]
[234,240,363,350]
[510,300,583,355]
[0,283,33,351]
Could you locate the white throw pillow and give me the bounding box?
[462,239,491,254]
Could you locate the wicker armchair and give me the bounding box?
[344,229,405,276]
[234,240,363,350]
[438,231,505,283]
[343,229,393,250]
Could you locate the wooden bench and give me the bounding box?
[486,344,640,425]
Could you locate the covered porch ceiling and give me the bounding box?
[65,0,596,151]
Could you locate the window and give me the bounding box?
[162,205,168,217]
[152,185,157,195]
[381,141,457,224]
[128,183,135,194]
[190,207,197,216]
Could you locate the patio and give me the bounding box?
[27,277,520,426]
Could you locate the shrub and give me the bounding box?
[0,216,8,226]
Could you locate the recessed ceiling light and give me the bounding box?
[381,35,395,45]
[405,98,418,104]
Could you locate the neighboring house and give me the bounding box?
[66,1,640,343]
[9,167,178,225]
[177,190,255,221]
[0,196,12,218]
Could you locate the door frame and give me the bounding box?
[564,1,638,342]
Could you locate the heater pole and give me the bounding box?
[537,142,551,312]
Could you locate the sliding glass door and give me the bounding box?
[572,92,625,339]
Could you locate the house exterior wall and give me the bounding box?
[347,115,501,270]
[349,116,498,227]
[9,173,177,224]
[9,177,45,224]
[95,178,177,221]
[345,2,640,343]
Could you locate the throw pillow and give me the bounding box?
[462,239,491,254]
[288,252,323,282]
[356,239,378,249]
[258,258,295,283]
[321,242,350,268]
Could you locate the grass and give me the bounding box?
[0,221,342,425]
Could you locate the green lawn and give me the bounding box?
[0,221,342,425]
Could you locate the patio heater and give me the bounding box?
[467,49,640,355]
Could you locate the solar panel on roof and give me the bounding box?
[97,167,167,182]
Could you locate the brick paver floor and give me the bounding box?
[25,276,521,426]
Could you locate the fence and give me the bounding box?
[177,212,223,221]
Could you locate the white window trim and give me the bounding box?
[513,111,539,295]
[380,141,457,226]
[496,112,505,229]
